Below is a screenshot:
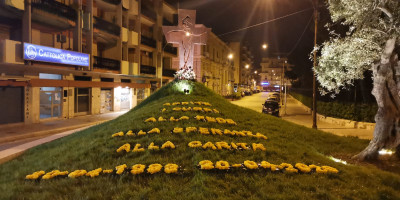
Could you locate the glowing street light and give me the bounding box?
[228,53,233,59]
[254,71,257,74]
[262,44,268,50]
[245,64,249,69]
[185,32,191,37]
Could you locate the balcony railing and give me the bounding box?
[164,43,177,55]
[163,68,176,77]
[93,16,120,36]
[102,0,121,5]
[93,56,121,71]
[140,64,156,75]
[141,6,157,21]
[32,0,77,21]
[141,35,156,48]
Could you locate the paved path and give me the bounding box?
[231,92,373,140]
[0,111,127,164]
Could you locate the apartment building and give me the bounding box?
[228,42,255,87]
[194,32,235,96]
[0,0,178,125]
[259,57,293,91]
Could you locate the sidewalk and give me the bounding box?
[0,111,127,145]
[231,92,374,140]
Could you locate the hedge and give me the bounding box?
[290,92,377,123]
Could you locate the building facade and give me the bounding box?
[0,0,179,125]
[259,57,292,91]
[228,42,255,88]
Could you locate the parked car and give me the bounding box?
[262,100,280,117]
[244,90,252,96]
[267,97,278,102]
[270,93,280,102]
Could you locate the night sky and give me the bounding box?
[174,0,318,80]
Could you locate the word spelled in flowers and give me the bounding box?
[116,141,176,153]
[188,141,266,151]
[171,127,268,140]
[163,101,212,107]
[197,160,339,174]
[25,163,182,180]
[162,107,220,114]
[111,128,160,138]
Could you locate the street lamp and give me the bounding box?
[254,70,257,74]
[262,44,268,50]
[245,64,249,69]
[228,53,233,60]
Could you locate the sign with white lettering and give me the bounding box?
[23,43,90,67]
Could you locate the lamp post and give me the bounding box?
[312,0,319,129]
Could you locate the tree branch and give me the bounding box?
[377,6,393,22]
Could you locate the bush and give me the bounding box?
[290,92,377,123]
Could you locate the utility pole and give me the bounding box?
[312,0,318,129]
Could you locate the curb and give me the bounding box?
[289,95,376,130]
[0,120,109,145]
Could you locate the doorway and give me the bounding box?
[100,89,112,113]
[40,87,62,119]
[120,88,131,110]
[74,88,91,115]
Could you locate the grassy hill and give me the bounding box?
[0,80,399,199]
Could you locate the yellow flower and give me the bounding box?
[270,164,280,171]
[126,130,135,136]
[321,166,339,174]
[190,101,194,105]
[243,131,254,137]
[147,164,163,174]
[199,160,214,170]
[116,143,131,153]
[280,163,293,169]
[213,109,220,113]
[163,103,171,106]
[164,163,179,174]
[86,168,102,178]
[133,144,145,152]
[68,170,87,178]
[173,107,182,111]
[202,142,217,150]
[182,107,189,112]
[226,119,237,125]
[158,116,167,122]
[181,102,189,105]
[236,143,249,150]
[216,118,226,124]
[255,133,268,140]
[210,128,223,135]
[295,163,311,173]
[195,115,205,121]
[205,116,216,123]
[170,116,179,122]
[144,117,157,122]
[244,160,258,169]
[148,128,160,134]
[102,169,113,174]
[202,102,212,106]
[186,127,197,133]
[42,170,68,180]
[231,142,238,149]
[260,161,271,169]
[173,127,184,134]
[231,164,242,168]
[137,130,146,136]
[172,102,180,106]
[161,141,175,149]
[25,171,45,180]
[188,141,202,148]
[199,127,210,135]
[193,107,203,112]
[215,161,230,170]
[115,164,127,175]
[162,108,167,112]
[203,108,213,112]
[285,167,299,173]
[111,131,124,138]
[179,116,189,120]
[131,164,146,175]
[252,143,266,151]
[234,131,246,137]
[215,142,231,150]
[186,107,192,111]
[224,129,235,136]
[194,101,202,105]
[148,142,160,150]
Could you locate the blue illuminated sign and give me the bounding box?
[261,82,269,86]
[24,43,90,67]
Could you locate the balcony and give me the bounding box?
[93,56,121,71]
[141,35,156,48]
[163,68,176,78]
[164,43,177,55]
[141,6,157,21]
[93,16,120,36]
[31,0,77,21]
[140,64,156,75]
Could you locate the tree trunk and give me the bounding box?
[353,38,400,161]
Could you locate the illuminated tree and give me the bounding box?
[317,0,400,160]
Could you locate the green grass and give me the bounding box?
[1,80,399,199]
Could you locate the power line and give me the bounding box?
[287,13,314,57]
[218,7,313,37]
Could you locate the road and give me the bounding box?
[231,92,373,139]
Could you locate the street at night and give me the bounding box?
[1,0,400,199]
